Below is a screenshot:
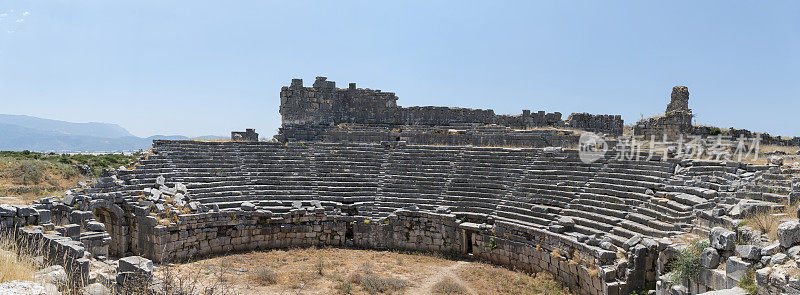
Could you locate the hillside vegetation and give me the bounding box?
[0,150,139,204]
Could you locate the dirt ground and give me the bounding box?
[158,247,573,295]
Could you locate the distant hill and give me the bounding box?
[0,114,134,138]
[0,114,219,153]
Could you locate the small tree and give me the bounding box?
[667,240,709,286]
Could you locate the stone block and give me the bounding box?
[64,224,81,239]
[700,247,720,269]
[710,227,736,251]
[241,202,256,211]
[119,256,153,275]
[623,235,642,250]
[777,221,800,248]
[36,209,51,224]
[735,245,761,261]
[770,253,788,265]
[726,256,751,281]
[16,206,36,217]
[761,242,780,256]
[0,204,17,217]
[86,221,106,232]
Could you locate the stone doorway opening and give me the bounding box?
[90,201,128,258]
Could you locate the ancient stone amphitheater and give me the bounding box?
[2,77,800,295]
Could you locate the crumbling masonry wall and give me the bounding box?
[140,207,623,295]
[279,77,624,140]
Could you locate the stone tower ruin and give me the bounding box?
[665,86,691,116]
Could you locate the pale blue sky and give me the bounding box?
[1,1,798,138]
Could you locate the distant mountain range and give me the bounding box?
[0,114,225,153]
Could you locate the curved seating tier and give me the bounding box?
[118,141,705,243]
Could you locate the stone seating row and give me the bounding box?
[120,142,712,244]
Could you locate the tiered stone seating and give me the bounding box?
[312,143,384,204]
[238,143,317,203]
[116,140,716,247]
[377,146,462,215]
[442,148,526,222]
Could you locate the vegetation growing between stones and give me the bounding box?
[743,201,799,240]
[738,269,757,294]
[667,240,709,286]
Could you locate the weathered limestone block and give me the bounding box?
[710,227,736,251]
[725,257,751,281]
[85,221,105,232]
[119,256,154,275]
[0,281,47,295]
[777,221,800,248]
[761,242,780,256]
[735,245,761,261]
[700,247,720,269]
[770,253,788,265]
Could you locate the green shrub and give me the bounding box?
[10,160,45,185]
[1,151,140,177]
[667,240,709,286]
[335,279,352,294]
[738,269,757,294]
[709,127,722,136]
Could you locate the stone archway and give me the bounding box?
[89,200,128,257]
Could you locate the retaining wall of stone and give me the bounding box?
[134,206,630,295]
[0,205,90,287]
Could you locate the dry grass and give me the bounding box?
[0,233,40,283]
[155,262,235,295]
[456,262,573,295]
[759,144,800,156]
[165,247,447,294]
[347,262,409,294]
[163,247,572,295]
[734,144,800,165]
[743,202,798,240]
[431,276,468,294]
[0,156,88,205]
[251,268,279,286]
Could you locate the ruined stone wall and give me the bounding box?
[692,127,800,147]
[279,77,623,137]
[0,204,91,286]
[147,209,349,263]
[136,205,622,295]
[277,124,580,148]
[634,86,695,140]
[472,221,621,295]
[567,113,624,135]
[231,129,258,142]
[634,113,694,140]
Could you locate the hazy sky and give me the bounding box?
[1,1,798,138]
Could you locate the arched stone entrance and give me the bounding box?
[89,200,128,257]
